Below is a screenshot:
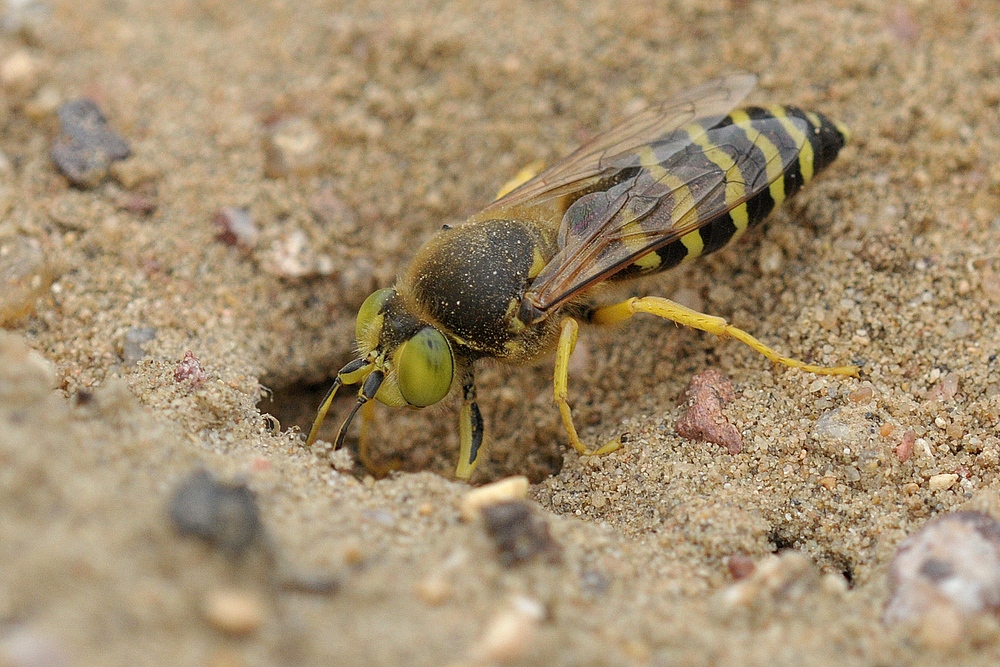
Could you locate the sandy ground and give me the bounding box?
[3,0,1000,664]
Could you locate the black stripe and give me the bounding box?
[745,106,805,200]
[810,111,848,172]
[699,213,739,255]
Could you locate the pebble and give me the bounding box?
[928,473,958,491]
[459,476,529,521]
[173,350,208,386]
[265,229,334,279]
[0,235,56,326]
[414,574,453,606]
[480,500,561,567]
[883,511,1000,633]
[168,469,263,557]
[896,428,916,463]
[263,117,323,178]
[201,588,266,637]
[467,596,544,665]
[675,369,743,455]
[718,551,820,610]
[0,49,40,96]
[812,408,860,445]
[727,554,756,580]
[214,207,259,251]
[121,326,157,366]
[50,98,131,188]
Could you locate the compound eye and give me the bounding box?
[355,288,394,343]
[396,327,454,407]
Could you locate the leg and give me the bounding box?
[304,357,372,447]
[356,399,403,478]
[591,296,858,376]
[554,317,623,457]
[455,370,485,480]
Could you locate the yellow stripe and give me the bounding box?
[682,122,750,241]
[680,230,704,260]
[767,105,813,183]
[635,145,699,263]
[728,109,786,208]
[833,119,851,143]
[632,250,661,271]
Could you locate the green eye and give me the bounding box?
[355,288,394,343]
[396,327,454,407]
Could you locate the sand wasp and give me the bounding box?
[305,73,857,479]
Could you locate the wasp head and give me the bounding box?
[304,287,456,449]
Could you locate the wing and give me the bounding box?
[524,115,809,311]
[475,73,758,219]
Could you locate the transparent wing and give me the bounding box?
[477,73,758,217]
[525,114,811,311]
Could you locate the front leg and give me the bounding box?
[455,368,485,480]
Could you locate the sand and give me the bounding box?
[3,0,1000,664]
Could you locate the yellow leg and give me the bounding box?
[356,399,403,478]
[455,372,485,480]
[554,317,623,458]
[591,297,859,377]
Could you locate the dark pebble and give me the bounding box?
[168,469,263,558]
[50,98,131,188]
[481,500,561,567]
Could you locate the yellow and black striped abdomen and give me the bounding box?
[613,105,849,280]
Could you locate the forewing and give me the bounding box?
[526,114,811,310]
[477,74,757,217]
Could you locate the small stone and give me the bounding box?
[0,49,40,96]
[173,350,208,386]
[0,236,57,326]
[927,372,960,402]
[50,99,131,188]
[727,554,756,580]
[168,469,263,558]
[719,551,820,610]
[884,511,1000,628]
[758,241,784,274]
[265,229,334,279]
[675,369,743,454]
[121,326,157,367]
[848,385,875,403]
[480,500,561,567]
[122,327,156,368]
[468,596,544,665]
[263,117,323,178]
[459,476,529,521]
[414,575,453,606]
[213,207,259,251]
[812,408,861,444]
[201,588,265,637]
[897,429,916,463]
[929,473,958,491]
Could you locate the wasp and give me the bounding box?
[305,74,858,479]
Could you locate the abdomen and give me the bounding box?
[615,105,849,279]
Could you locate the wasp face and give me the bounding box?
[304,287,457,451]
[353,287,455,410]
